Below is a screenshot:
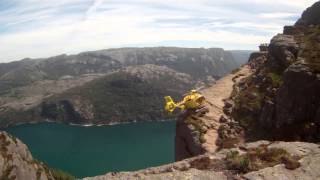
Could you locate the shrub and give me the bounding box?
[267,72,283,87]
[199,134,206,143]
[225,145,301,173]
[50,168,76,180]
[302,27,320,72]
[226,151,249,172]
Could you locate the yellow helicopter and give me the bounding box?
[164,90,208,114]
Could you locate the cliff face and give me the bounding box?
[295,1,320,26]
[0,131,54,180]
[224,1,320,142]
[174,0,320,170]
[175,65,252,161]
[0,47,241,127]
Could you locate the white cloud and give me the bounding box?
[0,0,318,62]
[259,12,297,19]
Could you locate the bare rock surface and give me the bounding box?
[244,153,320,180]
[83,169,228,180]
[295,1,320,26]
[83,141,320,180]
[227,0,320,142]
[0,131,54,180]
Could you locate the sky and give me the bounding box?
[0,0,317,62]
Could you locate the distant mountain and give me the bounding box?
[0,47,241,127]
[0,47,238,92]
[228,50,253,65]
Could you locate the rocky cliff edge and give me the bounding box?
[0,131,54,180]
[83,141,320,180]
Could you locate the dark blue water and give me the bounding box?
[4,121,176,178]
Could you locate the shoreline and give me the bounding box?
[2,118,176,129]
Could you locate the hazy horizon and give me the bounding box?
[0,46,254,63]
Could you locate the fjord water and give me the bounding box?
[4,121,175,178]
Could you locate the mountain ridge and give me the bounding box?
[0,47,244,127]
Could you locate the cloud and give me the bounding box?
[85,0,104,19]
[0,0,317,62]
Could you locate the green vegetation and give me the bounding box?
[226,150,249,172]
[41,67,193,124]
[0,133,11,157]
[6,89,23,99]
[267,72,283,87]
[0,165,16,180]
[50,168,76,180]
[0,134,16,180]
[31,159,76,180]
[185,115,208,143]
[0,108,40,128]
[225,145,300,173]
[232,82,264,131]
[301,26,320,72]
[231,68,280,139]
[199,134,206,143]
[238,116,254,129]
[188,144,301,173]
[234,84,263,112]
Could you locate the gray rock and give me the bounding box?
[275,62,320,128]
[244,154,320,180]
[175,117,206,161]
[269,34,299,68]
[0,131,54,180]
[295,1,320,26]
[83,141,320,180]
[84,169,227,180]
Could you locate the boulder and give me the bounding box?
[295,1,320,26]
[275,62,320,127]
[269,34,299,68]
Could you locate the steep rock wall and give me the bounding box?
[226,1,320,141]
[0,131,54,180]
